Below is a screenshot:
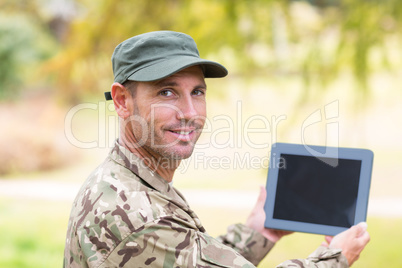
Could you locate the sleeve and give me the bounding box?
[97,216,256,268]
[275,246,349,268]
[217,223,275,266]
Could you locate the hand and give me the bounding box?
[323,222,370,266]
[246,186,293,243]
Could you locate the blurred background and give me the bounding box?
[0,0,401,267]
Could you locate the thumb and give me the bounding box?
[325,236,333,244]
[352,222,368,237]
[321,236,333,247]
[255,186,267,209]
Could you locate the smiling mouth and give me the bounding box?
[166,129,198,142]
[170,130,193,135]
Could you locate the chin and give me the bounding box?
[162,147,195,160]
[169,151,194,160]
[172,153,193,160]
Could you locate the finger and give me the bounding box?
[259,185,267,200]
[358,231,370,246]
[321,237,330,247]
[255,186,267,208]
[324,236,333,244]
[354,222,368,237]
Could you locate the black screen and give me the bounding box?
[273,154,361,228]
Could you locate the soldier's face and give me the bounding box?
[128,66,207,160]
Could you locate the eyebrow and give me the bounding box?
[155,81,179,88]
[154,80,207,89]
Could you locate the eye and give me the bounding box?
[192,89,205,96]
[159,89,173,97]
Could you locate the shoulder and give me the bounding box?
[65,157,191,267]
[72,156,167,229]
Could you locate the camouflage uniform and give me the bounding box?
[64,142,349,267]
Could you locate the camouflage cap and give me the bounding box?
[105,31,228,100]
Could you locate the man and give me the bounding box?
[64,31,370,267]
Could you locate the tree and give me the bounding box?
[4,0,402,103]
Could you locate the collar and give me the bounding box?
[109,141,190,209]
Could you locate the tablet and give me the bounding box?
[264,143,373,236]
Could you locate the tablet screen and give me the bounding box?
[273,154,361,228]
[264,143,373,236]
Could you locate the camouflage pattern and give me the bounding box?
[276,246,349,268]
[64,142,271,267]
[63,142,349,267]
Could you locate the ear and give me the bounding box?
[111,82,132,119]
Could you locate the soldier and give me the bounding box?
[64,31,370,267]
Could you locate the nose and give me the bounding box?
[176,95,198,121]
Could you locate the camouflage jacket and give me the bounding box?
[64,142,349,268]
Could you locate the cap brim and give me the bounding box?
[126,56,228,82]
[105,56,228,100]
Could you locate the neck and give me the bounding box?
[119,132,180,183]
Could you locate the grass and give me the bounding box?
[0,197,401,268]
[0,198,70,268]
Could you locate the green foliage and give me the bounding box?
[44,0,402,103]
[335,0,400,92]
[0,11,58,99]
[2,0,402,102]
